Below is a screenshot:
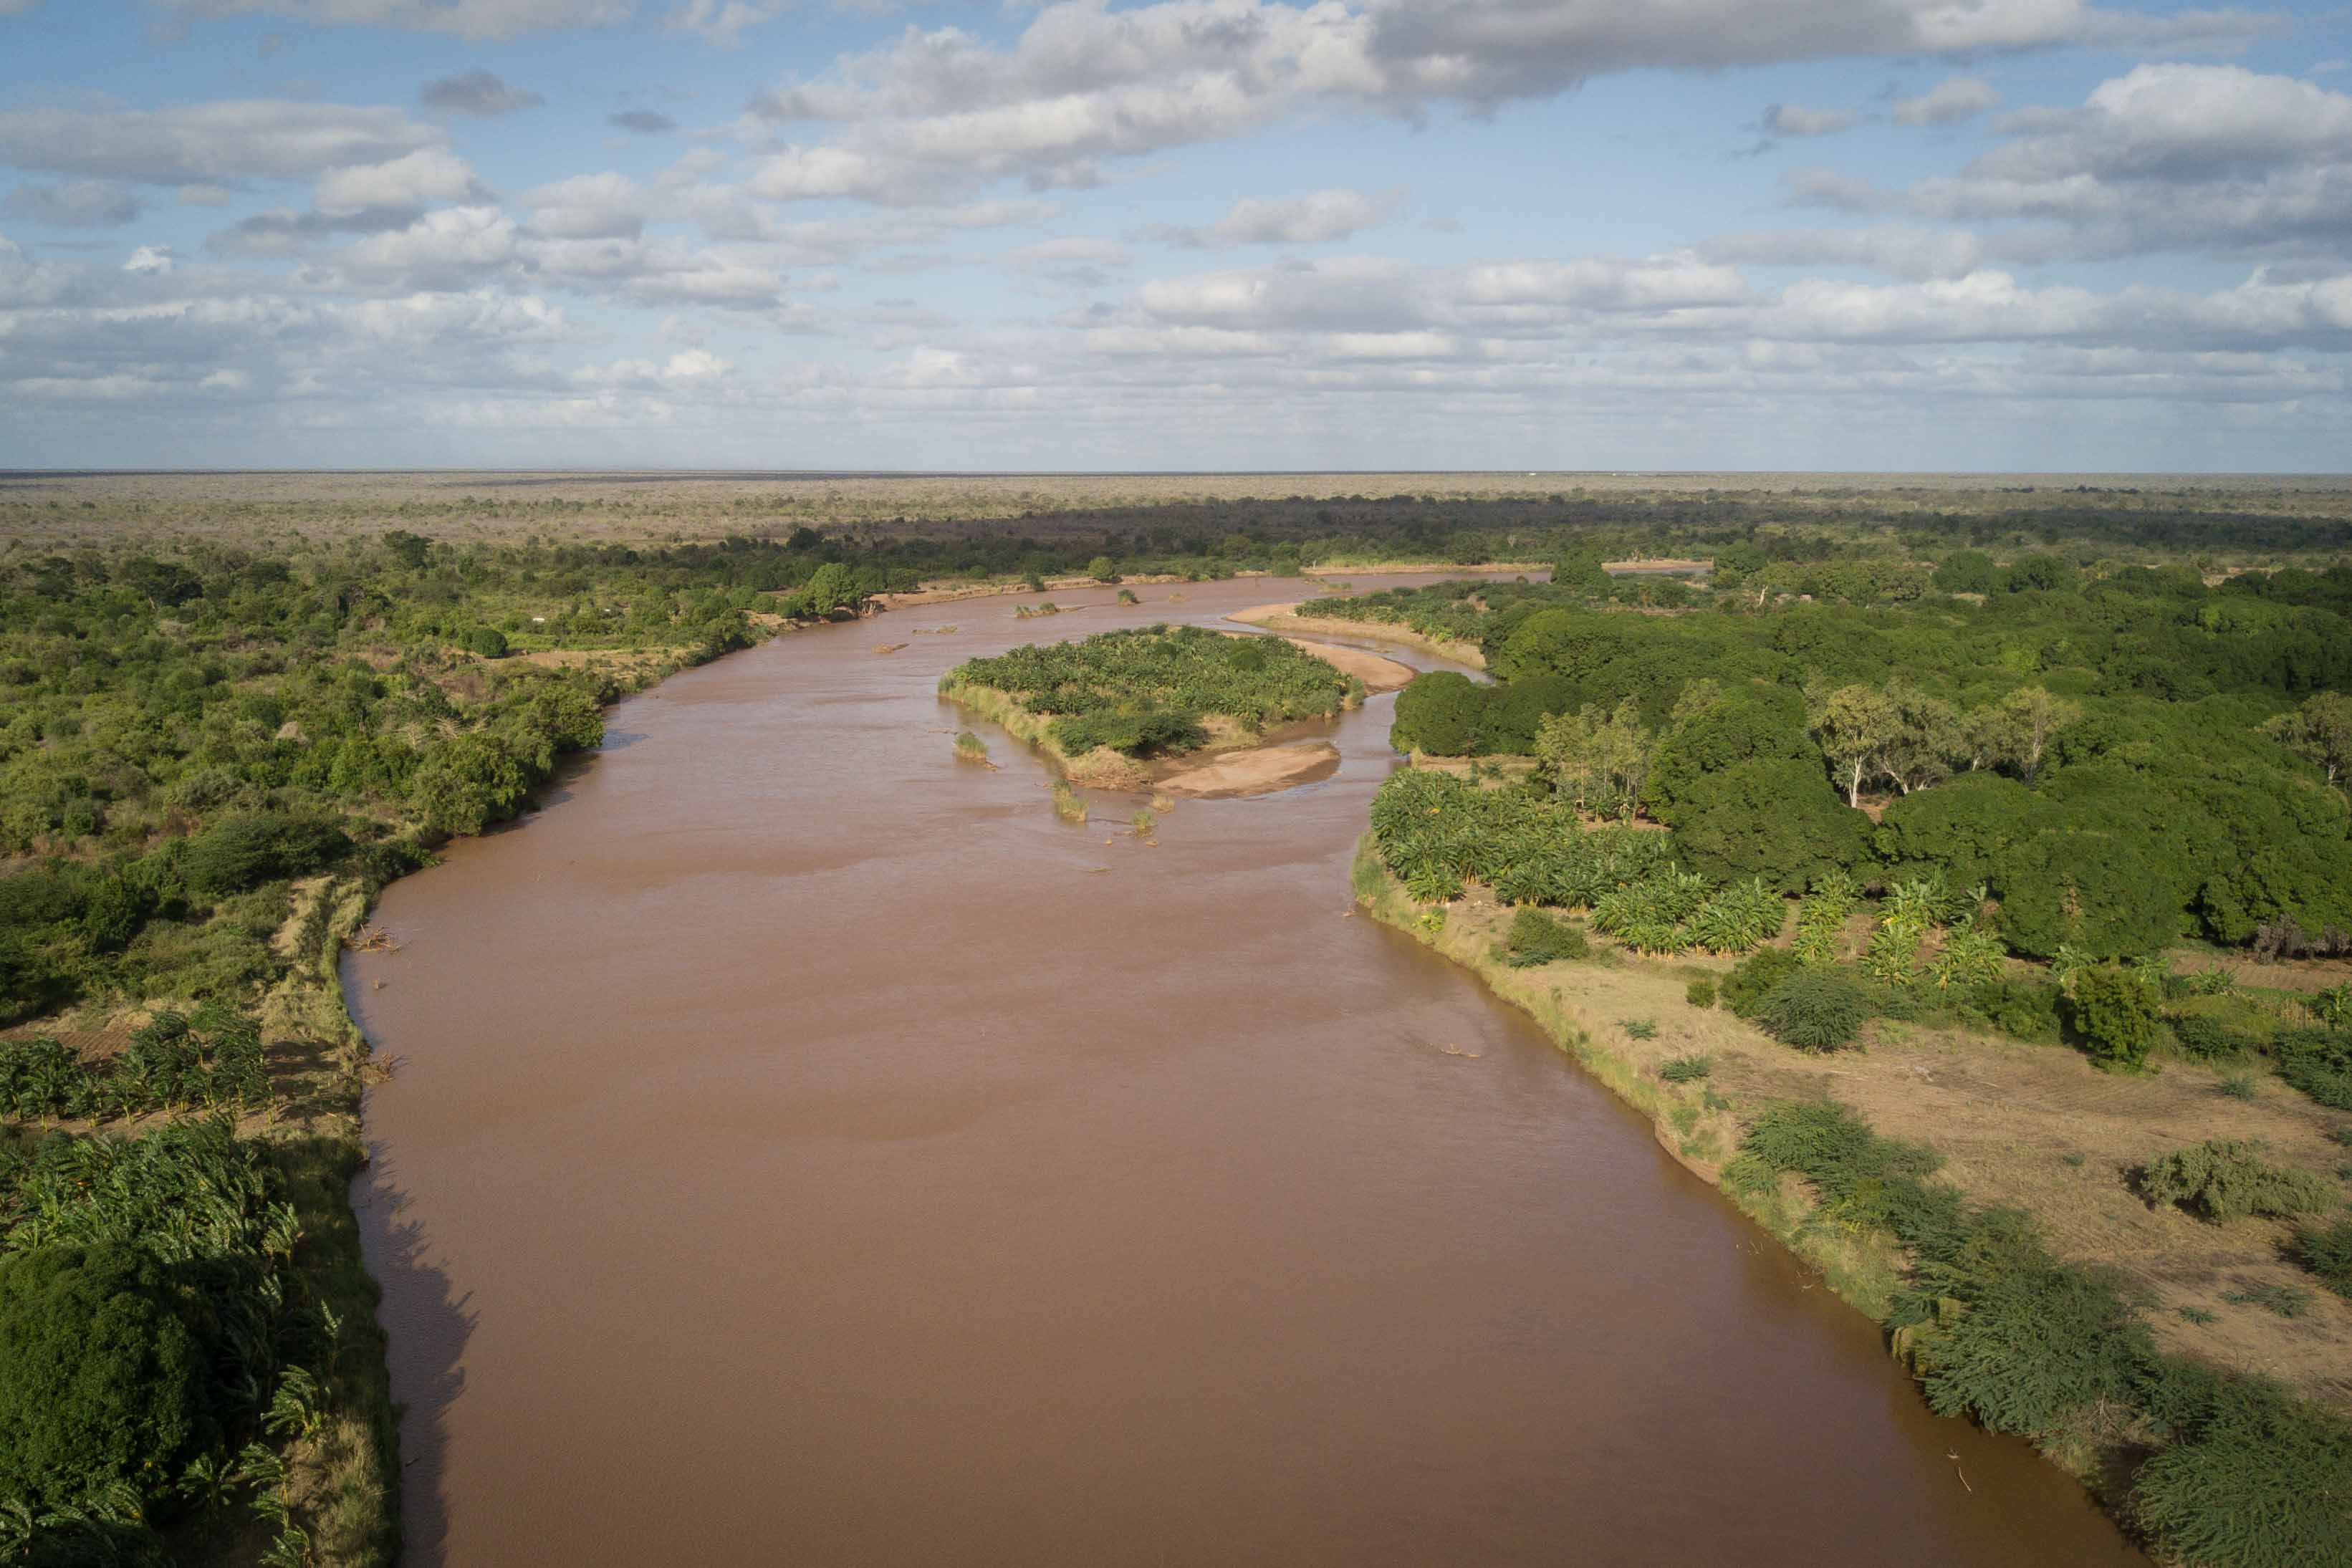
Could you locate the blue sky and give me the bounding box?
[1,0,2349,471]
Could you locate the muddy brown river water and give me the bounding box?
[347,575,2147,1567]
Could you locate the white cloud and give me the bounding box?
[1763,103,1855,138]
[124,246,174,275]
[145,0,632,41]
[0,101,441,186]
[1893,76,2000,126]
[1152,186,1404,247]
[523,172,651,239]
[665,0,782,47]
[316,149,486,213]
[420,71,545,117]
[6,181,142,227]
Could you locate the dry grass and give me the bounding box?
[1228,602,1487,668]
[1354,846,2352,1414]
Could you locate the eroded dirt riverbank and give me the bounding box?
[347,575,2146,1567]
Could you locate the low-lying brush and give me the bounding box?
[1498,906,1589,967]
[1731,1100,2352,1568]
[1660,1054,1712,1083]
[1758,968,1869,1052]
[2288,1218,2352,1297]
[2142,1139,2339,1223]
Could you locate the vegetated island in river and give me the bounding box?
[1314,552,2352,1568]
[937,622,1408,797]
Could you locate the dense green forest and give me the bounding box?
[1328,558,2352,961]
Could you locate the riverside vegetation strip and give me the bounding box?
[1330,553,2352,1564]
[4,472,2350,1564]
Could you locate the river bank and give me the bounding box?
[1229,601,1487,668]
[1348,838,2352,1559]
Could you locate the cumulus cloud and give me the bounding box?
[144,0,631,41]
[1892,75,2000,126]
[0,101,441,186]
[1762,103,1856,138]
[316,149,488,213]
[739,0,2269,206]
[6,181,142,227]
[1795,65,2352,261]
[609,110,680,135]
[1149,187,1404,247]
[421,71,545,117]
[666,0,782,46]
[524,171,651,238]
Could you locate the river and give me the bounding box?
[346,574,2145,1567]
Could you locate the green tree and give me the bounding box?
[1984,686,2081,786]
[2268,692,2352,789]
[1810,684,1901,807]
[0,1244,207,1510]
[1088,556,1119,584]
[1534,699,1653,814]
[1390,672,1489,756]
[804,561,857,617]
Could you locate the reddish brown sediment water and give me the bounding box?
[347,576,2146,1567]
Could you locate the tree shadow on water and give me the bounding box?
[352,1148,475,1567]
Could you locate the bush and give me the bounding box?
[2143,1139,2339,1222]
[1916,1259,2151,1438]
[1660,1054,1712,1082]
[0,1243,208,1510]
[1952,976,2064,1043]
[462,625,510,658]
[2068,964,2164,1069]
[1502,906,1588,966]
[1759,968,1868,1052]
[1721,946,1802,1019]
[2289,1218,2352,1297]
[1685,977,1716,1009]
[2169,996,2277,1060]
[178,812,347,901]
[1622,1018,1658,1039]
[2275,1027,2352,1110]
[2131,1369,2352,1568]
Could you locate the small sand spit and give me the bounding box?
[1158,741,1340,798]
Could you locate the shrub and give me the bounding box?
[1721,946,1802,1019]
[1685,977,1716,1009]
[2131,1370,2352,1568]
[462,625,510,659]
[178,812,347,901]
[2219,1074,2257,1100]
[1502,906,1588,967]
[2167,996,2275,1060]
[1759,968,1868,1052]
[1622,1018,1658,1039]
[1916,1259,2151,1438]
[953,731,988,761]
[1952,976,2063,1043]
[2275,1028,2352,1110]
[2222,1283,2314,1319]
[0,1243,208,1511]
[2143,1140,2338,1222]
[1660,1054,1712,1083]
[2068,963,2164,1069]
[2288,1218,2352,1298]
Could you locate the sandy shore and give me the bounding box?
[1158,742,1340,798]
[1229,603,1485,669]
[1282,638,1414,692]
